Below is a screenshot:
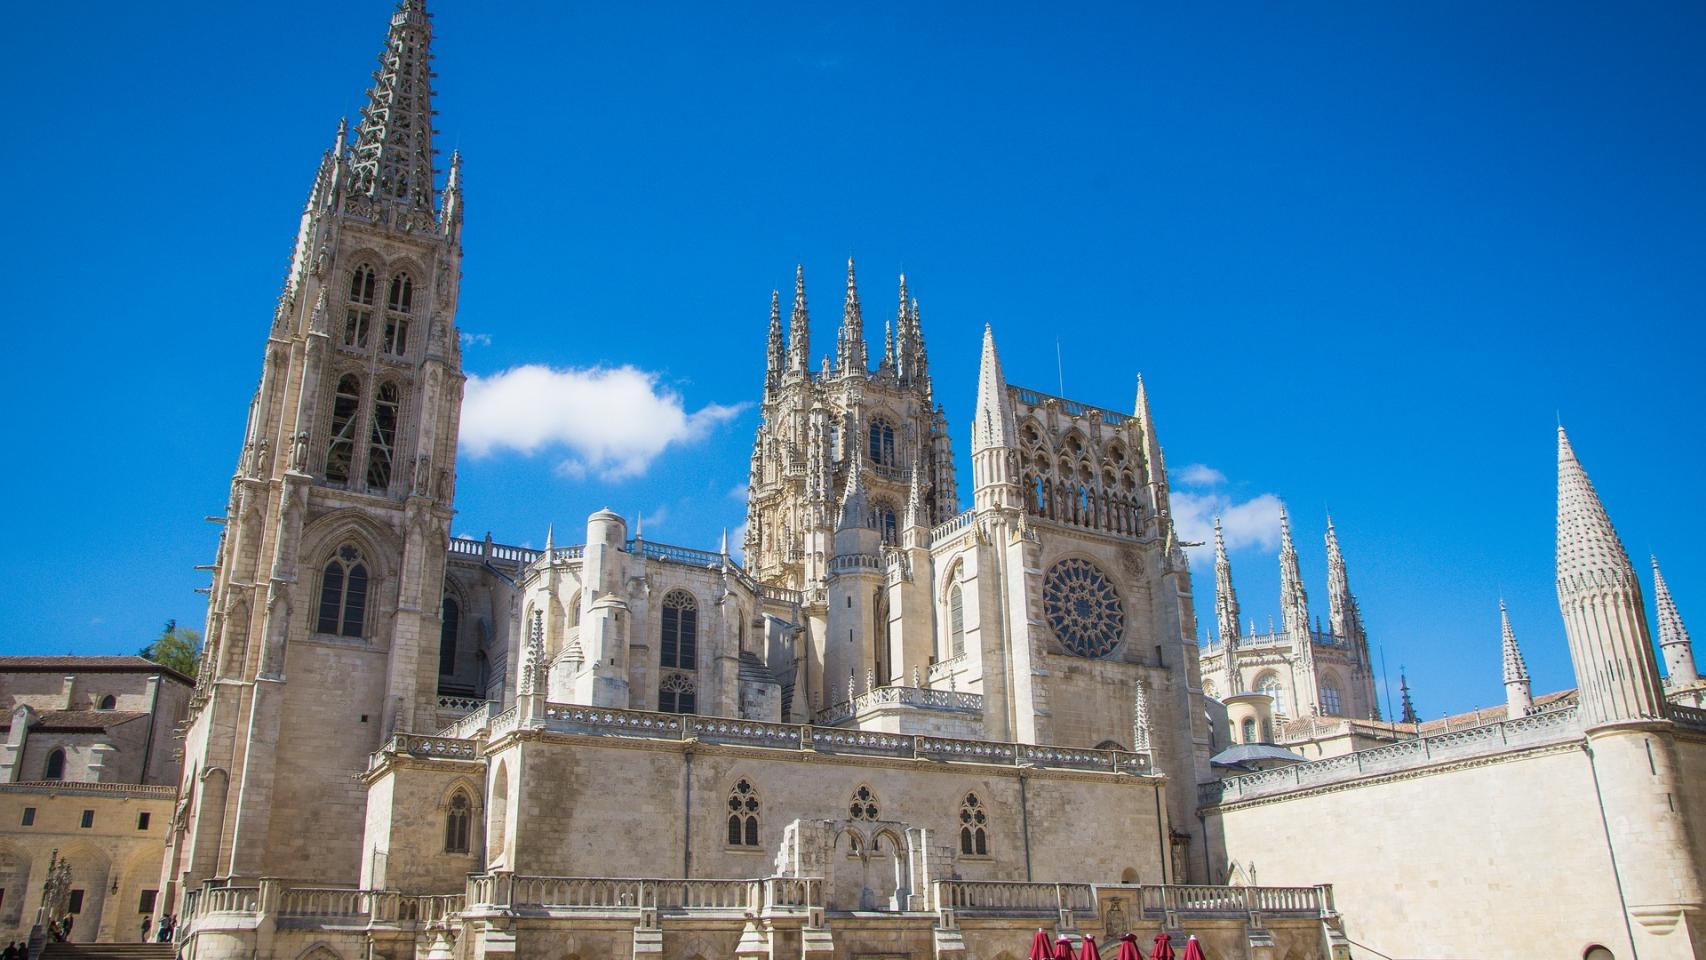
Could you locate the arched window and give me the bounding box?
[1241,718,1257,744]
[848,784,880,821]
[325,374,363,484]
[868,502,898,544]
[383,274,413,355]
[726,778,760,847]
[439,596,460,677]
[868,419,896,467]
[959,793,989,856]
[1321,678,1343,716]
[344,265,376,348]
[948,584,965,658]
[316,544,369,637]
[1257,674,1288,716]
[44,748,66,781]
[366,381,400,492]
[658,672,696,715]
[660,591,698,670]
[97,695,117,711]
[444,789,472,854]
[569,592,582,628]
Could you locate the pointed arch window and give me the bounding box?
[868,419,896,467]
[1257,674,1288,716]
[345,265,376,348]
[325,374,363,484]
[948,583,965,658]
[959,793,989,856]
[44,748,66,781]
[868,502,898,545]
[439,596,460,677]
[661,591,698,670]
[1321,678,1343,716]
[727,778,760,847]
[383,274,413,356]
[445,789,472,854]
[366,381,400,491]
[658,672,696,715]
[316,544,369,638]
[1241,718,1257,744]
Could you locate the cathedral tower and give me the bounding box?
[1555,427,1704,954]
[171,0,465,892]
[1213,517,1242,696]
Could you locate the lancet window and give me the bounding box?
[44,749,66,781]
[658,672,696,715]
[344,265,376,348]
[1241,718,1258,744]
[366,381,400,491]
[1321,678,1343,716]
[325,374,363,484]
[868,419,897,467]
[959,793,989,856]
[660,590,698,670]
[439,596,460,677]
[1257,674,1288,716]
[444,789,472,854]
[869,501,898,544]
[383,274,413,356]
[726,778,760,847]
[316,544,369,638]
[948,583,965,658]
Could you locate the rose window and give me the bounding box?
[1042,558,1125,658]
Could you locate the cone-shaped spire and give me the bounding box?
[1134,375,1168,488]
[972,325,1015,452]
[544,522,554,554]
[442,148,465,240]
[1653,555,1700,687]
[1324,515,1364,647]
[903,456,927,532]
[788,265,811,372]
[881,318,894,371]
[1278,505,1309,637]
[836,257,867,375]
[839,447,871,531]
[350,0,439,213]
[1555,426,1666,725]
[1500,599,1534,719]
[1398,671,1418,724]
[765,289,784,389]
[1131,680,1153,757]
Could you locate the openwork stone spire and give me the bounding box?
[972,325,1015,452]
[1398,671,1418,724]
[1501,600,1533,717]
[836,258,867,375]
[1213,517,1242,695]
[350,0,438,213]
[1653,555,1699,687]
[1131,680,1154,757]
[1555,426,1666,726]
[788,265,810,373]
[1324,515,1362,644]
[765,289,783,394]
[838,447,871,531]
[1278,506,1309,638]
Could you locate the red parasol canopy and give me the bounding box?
[1053,935,1079,960]
[1115,933,1145,960]
[1150,933,1175,960]
[1028,929,1053,960]
[1180,935,1205,960]
[1080,935,1103,960]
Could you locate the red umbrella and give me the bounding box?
[1053,936,1078,960]
[1150,933,1175,960]
[1080,935,1103,960]
[1115,934,1145,960]
[1180,936,1205,960]
[1028,929,1053,960]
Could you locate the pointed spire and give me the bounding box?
[893,273,914,381]
[1131,680,1154,756]
[903,455,927,533]
[350,0,439,213]
[1398,670,1418,725]
[544,522,555,554]
[765,289,784,386]
[839,447,871,531]
[1134,374,1168,488]
[1500,600,1529,683]
[788,265,811,372]
[1653,555,1699,687]
[972,325,1015,452]
[882,318,895,371]
[1555,426,1666,725]
[1278,505,1309,637]
[1324,514,1363,647]
[1213,517,1243,694]
[442,149,464,239]
[720,527,730,557]
[837,257,867,375]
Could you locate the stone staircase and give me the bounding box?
[38,943,178,960]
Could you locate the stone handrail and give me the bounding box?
[1201,706,1583,806]
[1670,704,1706,731]
[395,893,465,924]
[763,876,823,912]
[472,874,789,916]
[931,509,975,544]
[1010,386,1131,425]
[759,583,804,606]
[934,880,1096,916]
[830,553,883,573]
[437,701,496,740]
[0,780,178,799]
[437,694,492,715]
[629,538,726,568]
[191,886,259,917]
[526,701,1152,777]
[448,536,541,565]
[1137,883,1327,918]
[814,684,984,726]
[277,886,376,918]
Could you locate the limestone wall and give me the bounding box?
[1210,744,1630,958]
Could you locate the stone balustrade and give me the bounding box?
[1670,703,1706,732]
[466,873,817,917]
[1136,883,1329,918]
[934,880,1095,917]
[931,509,975,545]
[815,684,984,726]
[1201,705,1583,806]
[436,700,496,739]
[277,886,376,919]
[371,733,482,769]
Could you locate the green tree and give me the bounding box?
[140,618,202,679]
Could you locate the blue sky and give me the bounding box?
[1,1,1701,721]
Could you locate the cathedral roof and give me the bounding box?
[0,656,194,685]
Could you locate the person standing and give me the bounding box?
[140,915,153,942]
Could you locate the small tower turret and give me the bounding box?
[1500,600,1532,718]
[971,325,1020,513]
[1653,555,1699,689]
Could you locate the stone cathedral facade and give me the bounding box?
[148,4,1706,960]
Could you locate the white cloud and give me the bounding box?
[461,364,748,481]
[1171,488,1284,564]
[640,505,669,530]
[728,483,749,502]
[460,332,493,348]
[1176,463,1227,487]
[730,521,748,563]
